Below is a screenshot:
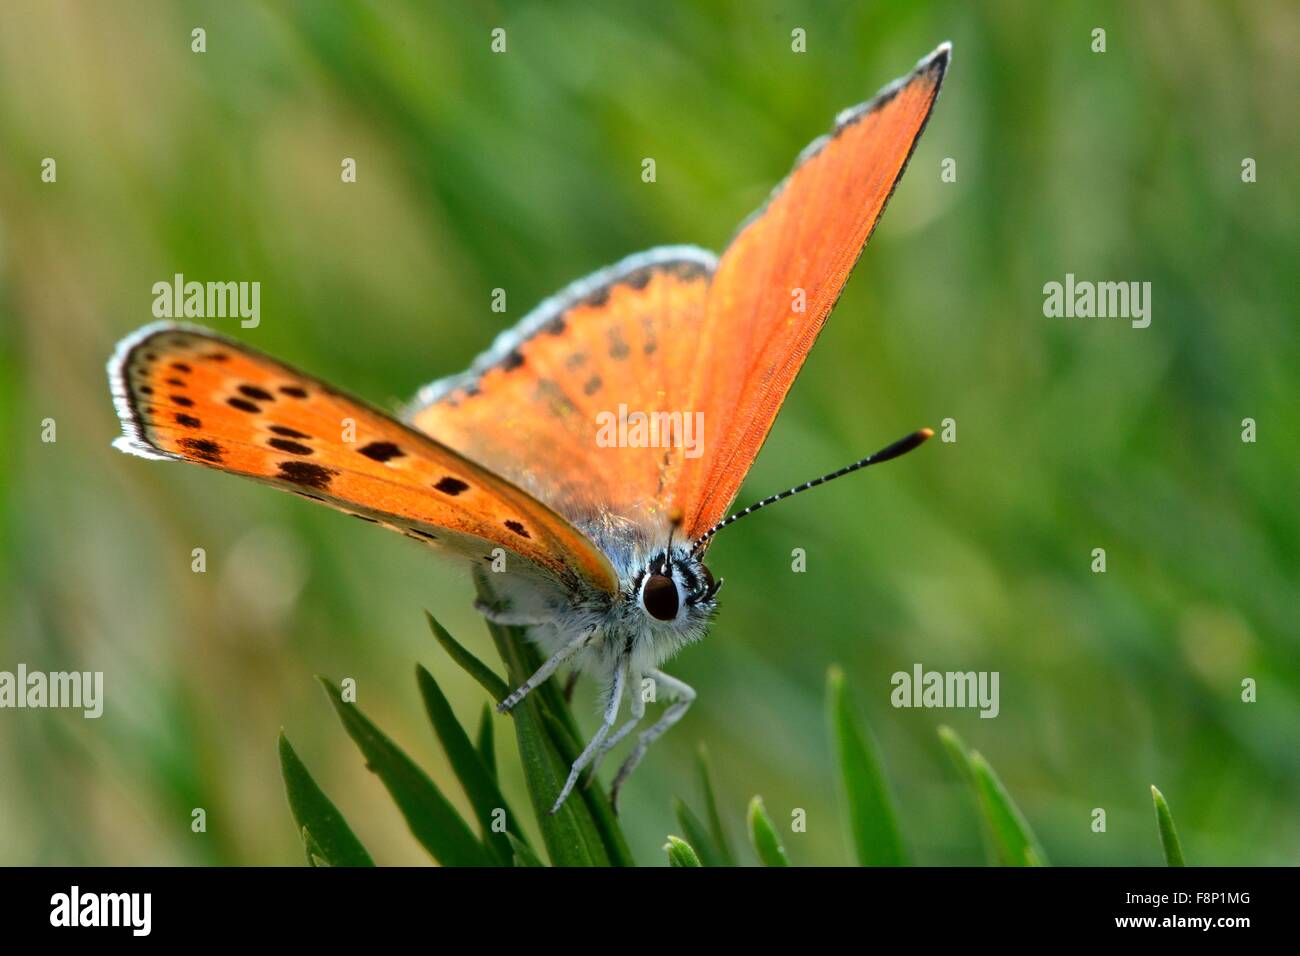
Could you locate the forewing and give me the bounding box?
[108,323,619,597]
[675,44,949,541]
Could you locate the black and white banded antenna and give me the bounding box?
[690,428,934,554]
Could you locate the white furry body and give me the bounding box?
[491,520,713,680]
[480,516,719,813]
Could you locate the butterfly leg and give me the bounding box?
[548,667,625,815]
[584,669,646,782]
[608,668,695,813]
[497,627,594,714]
[474,597,551,627]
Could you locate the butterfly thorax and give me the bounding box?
[514,517,721,680]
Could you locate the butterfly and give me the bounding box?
[108,44,949,815]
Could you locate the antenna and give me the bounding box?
[691,428,934,553]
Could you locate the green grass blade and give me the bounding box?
[939,726,1046,866]
[937,725,996,865]
[416,664,526,866]
[475,572,634,867]
[937,725,976,785]
[747,796,790,867]
[968,750,1047,865]
[300,827,330,868]
[507,832,547,867]
[827,666,907,866]
[664,835,702,867]
[695,744,736,866]
[535,707,635,867]
[318,677,492,867]
[476,702,497,781]
[478,615,612,866]
[278,732,374,867]
[425,609,508,703]
[672,797,724,867]
[1150,785,1186,866]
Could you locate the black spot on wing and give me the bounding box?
[239,384,275,402]
[583,375,602,396]
[175,413,201,428]
[504,520,530,539]
[178,438,223,463]
[535,379,578,417]
[171,395,194,407]
[607,328,630,360]
[227,397,260,413]
[279,385,308,398]
[268,437,312,456]
[434,476,469,495]
[582,286,610,308]
[278,461,337,490]
[626,268,653,290]
[269,425,311,439]
[358,441,404,463]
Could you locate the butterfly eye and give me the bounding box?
[641,573,679,622]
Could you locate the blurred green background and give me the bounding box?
[1,0,1296,866]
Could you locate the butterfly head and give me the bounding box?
[634,546,723,627]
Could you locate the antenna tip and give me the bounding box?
[919,427,935,441]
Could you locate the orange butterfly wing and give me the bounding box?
[407,45,948,545]
[406,249,715,530]
[674,44,950,541]
[108,324,619,597]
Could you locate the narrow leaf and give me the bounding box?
[938,725,996,865]
[696,743,735,866]
[301,826,331,868]
[747,796,790,867]
[937,725,976,785]
[507,832,547,867]
[278,731,374,867]
[425,609,508,702]
[1150,785,1186,867]
[479,616,612,866]
[827,666,907,866]
[665,835,702,867]
[673,797,723,867]
[318,677,492,867]
[476,702,497,781]
[537,706,634,867]
[475,571,634,867]
[968,748,1048,866]
[416,664,525,865]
